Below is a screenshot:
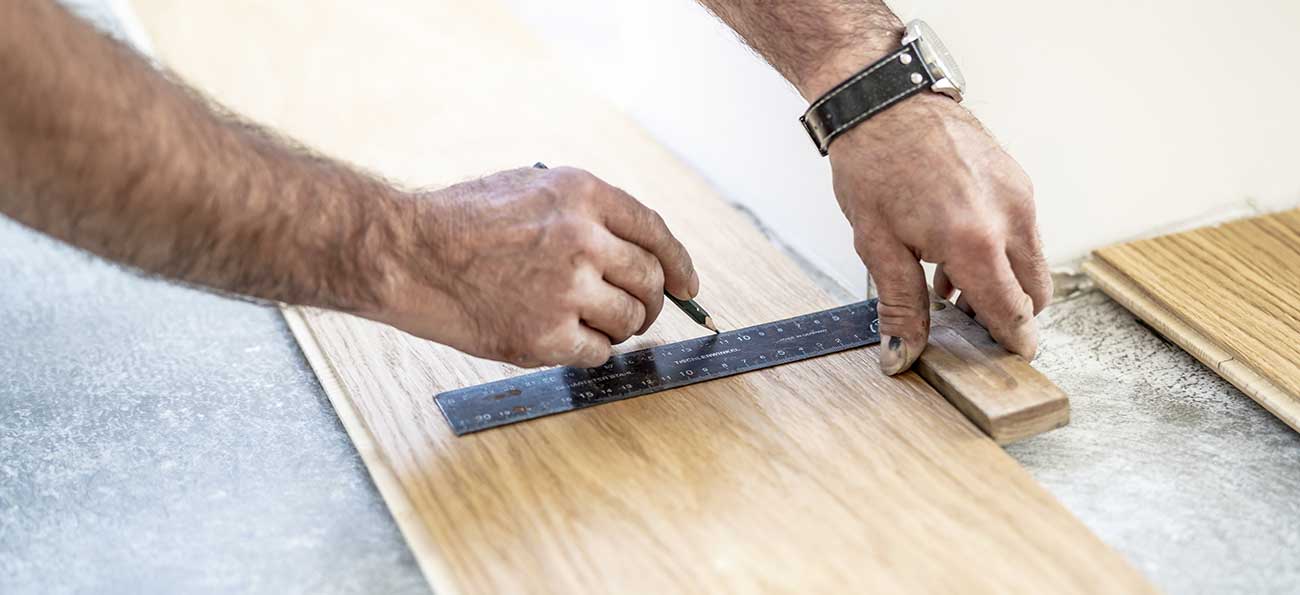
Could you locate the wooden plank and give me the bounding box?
[917,296,1070,443]
[1083,258,1300,431]
[1090,210,1300,432]
[132,1,1152,592]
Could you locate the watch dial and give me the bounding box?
[909,20,966,94]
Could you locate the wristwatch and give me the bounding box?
[799,20,967,156]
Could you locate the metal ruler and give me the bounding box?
[435,299,881,435]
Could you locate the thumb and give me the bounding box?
[858,235,931,376]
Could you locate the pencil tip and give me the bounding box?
[704,316,719,333]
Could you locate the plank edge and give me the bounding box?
[1083,258,1300,433]
[280,306,464,595]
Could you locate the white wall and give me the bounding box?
[502,1,1300,295]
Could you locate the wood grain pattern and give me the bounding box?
[918,296,1070,443]
[1091,209,1300,432]
[133,1,1151,592]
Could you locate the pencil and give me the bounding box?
[533,162,719,334]
[665,292,720,333]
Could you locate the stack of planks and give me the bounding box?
[1087,209,1300,433]
[133,0,1153,592]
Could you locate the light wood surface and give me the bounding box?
[1090,210,1300,433]
[134,1,1151,592]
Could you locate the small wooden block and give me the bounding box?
[913,296,1070,444]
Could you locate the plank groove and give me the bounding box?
[133,0,1152,592]
[1090,209,1300,432]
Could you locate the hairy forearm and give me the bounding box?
[696,0,904,99]
[0,0,407,312]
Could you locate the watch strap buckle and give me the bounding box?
[799,113,830,156]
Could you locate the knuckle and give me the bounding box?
[851,227,889,262]
[645,208,667,230]
[986,290,1034,328]
[644,261,666,292]
[640,302,663,332]
[875,298,929,336]
[876,299,926,319]
[530,318,568,347]
[526,330,556,358]
[533,170,565,197]
[556,217,600,252]
[1009,167,1034,198]
[628,204,666,241]
[559,272,589,304]
[574,341,610,368]
[536,168,595,208]
[951,224,1003,255]
[853,235,874,261]
[565,337,588,362]
[620,299,646,337]
[534,329,588,367]
[624,257,664,294]
[1010,196,1037,221]
[860,254,910,284]
[557,167,601,194]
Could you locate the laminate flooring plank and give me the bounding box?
[133,1,1153,592]
[1093,209,1300,432]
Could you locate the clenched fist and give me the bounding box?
[362,166,698,368]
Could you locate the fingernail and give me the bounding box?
[1021,322,1041,361]
[879,335,913,376]
[688,270,701,299]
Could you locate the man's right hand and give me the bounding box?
[364,166,699,369]
[824,94,1052,375]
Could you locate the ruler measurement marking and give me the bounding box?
[435,300,881,435]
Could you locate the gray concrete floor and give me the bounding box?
[1017,292,1300,593]
[4,4,1299,593]
[0,220,428,595]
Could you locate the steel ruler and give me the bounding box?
[435,299,881,435]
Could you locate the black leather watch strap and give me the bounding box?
[800,42,935,156]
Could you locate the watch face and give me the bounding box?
[905,20,966,99]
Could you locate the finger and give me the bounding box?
[933,263,955,301]
[1006,233,1053,315]
[510,353,543,369]
[945,250,1038,359]
[577,276,647,345]
[590,182,698,300]
[538,322,613,368]
[858,234,930,376]
[569,324,615,368]
[593,230,666,335]
[955,293,974,317]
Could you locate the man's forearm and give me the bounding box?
[0,0,405,312]
[696,0,904,99]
